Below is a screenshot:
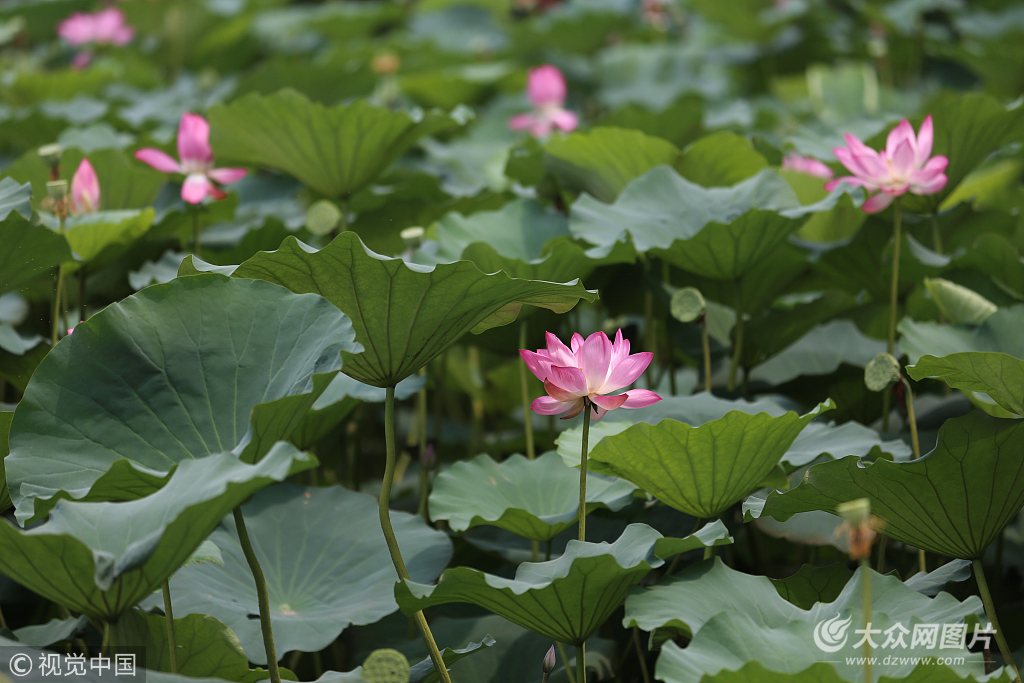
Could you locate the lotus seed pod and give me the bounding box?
[864,353,901,392]
[670,287,705,323]
[837,498,871,526]
[46,180,68,203]
[361,648,410,683]
[305,199,342,236]
[923,278,997,326]
[400,226,425,251]
[38,143,63,170]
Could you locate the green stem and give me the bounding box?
[727,280,744,392]
[234,507,281,683]
[918,549,926,575]
[902,378,921,460]
[632,627,651,683]
[556,642,575,683]
[974,559,1022,683]
[520,321,536,460]
[860,558,871,683]
[79,266,87,322]
[883,200,903,432]
[192,208,202,258]
[384,387,453,683]
[51,264,65,346]
[876,535,887,573]
[702,314,712,393]
[576,644,586,683]
[162,582,178,673]
[416,370,429,523]
[579,402,592,542]
[644,288,655,390]
[468,345,484,457]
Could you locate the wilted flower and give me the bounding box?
[508,65,578,138]
[782,154,834,180]
[57,7,134,69]
[836,498,882,561]
[520,330,662,420]
[825,115,948,213]
[135,113,247,204]
[69,158,99,216]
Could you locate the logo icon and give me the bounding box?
[814,614,853,652]
[9,653,33,676]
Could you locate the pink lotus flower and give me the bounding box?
[782,154,834,180]
[508,65,578,138]
[520,329,662,420]
[825,115,948,213]
[58,7,134,46]
[134,113,247,204]
[70,158,100,216]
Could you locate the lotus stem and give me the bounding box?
[876,536,887,572]
[52,213,67,346]
[234,507,281,683]
[644,288,655,389]
[633,627,651,683]
[918,549,927,575]
[576,644,586,683]
[468,345,484,456]
[578,401,592,542]
[384,386,453,683]
[556,642,575,683]
[192,207,202,258]
[162,581,178,673]
[901,377,921,460]
[416,369,429,523]
[79,266,87,322]
[520,322,537,461]
[883,198,902,432]
[702,314,712,393]
[860,558,871,683]
[727,280,744,392]
[974,559,1022,683]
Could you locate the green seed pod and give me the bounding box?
[46,180,68,203]
[670,287,705,323]
[305,199,343,236]
[400,226,425,251]
[361,648,410,683]
[38,143,63,170]
[864,353,901,392]
[837,498,871,526]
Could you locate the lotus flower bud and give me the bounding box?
[864,353,901,392]
[542,645,556,674]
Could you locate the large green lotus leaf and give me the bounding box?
[12,615,88,648]
[428,452,637,541]
[907,353,1023,417]
[756,412,1024,559]
[883,94,1024,215]
[898,306,1024,364]
[7,274,359,524]
[0,444,315,622]
[627,559,985,680]
[179,232,597,387]
[587,401,833,519]
[419,199,634,283]
[0,178,32,220]
[0,409,12,512]
[543,127,680,203]
[147,484,452,665]
[207,90,470,198]
[558,393,908,473]
[38,209,155,263]
[660,657,1010,683]
[395,521,732,646]
[675,131,768,187]
[602,95,705,149]
[113,610,286,683]
[0,212,72,294]
[569,166,845,279]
